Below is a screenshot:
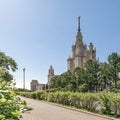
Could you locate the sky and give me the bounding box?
[0,0,120,89]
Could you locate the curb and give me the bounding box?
[41,100,119,120]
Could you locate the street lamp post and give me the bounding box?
[23,68,25,90]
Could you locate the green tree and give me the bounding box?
[100,63,111,91]
[61,71,77,91]
[73,67,87,92]
[108,52,120,89]
[50,75,61,89]
[84,60,101,92]
[0,52,28,119]
[0,52,18,71]
[0,52,18,81]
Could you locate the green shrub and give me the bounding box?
[0,79,27,120]
[36,91,46,100]
[99,92,112,114]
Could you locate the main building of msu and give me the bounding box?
[31,17,96,91]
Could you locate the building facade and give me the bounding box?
[37,83,47,90]
[30,80,39,91]
[67,17,96,72]
[48,65,54,88]
[31,17,97,91]
[30,80,47,91]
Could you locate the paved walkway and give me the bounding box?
[20,97,115,120]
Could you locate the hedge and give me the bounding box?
[19,91,120,118]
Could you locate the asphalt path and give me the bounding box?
[20,97,115,120]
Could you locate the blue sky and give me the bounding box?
[0,0,120,89]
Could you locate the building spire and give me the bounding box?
[78,16,80,32]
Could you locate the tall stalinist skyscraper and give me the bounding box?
[67,17,96,72]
